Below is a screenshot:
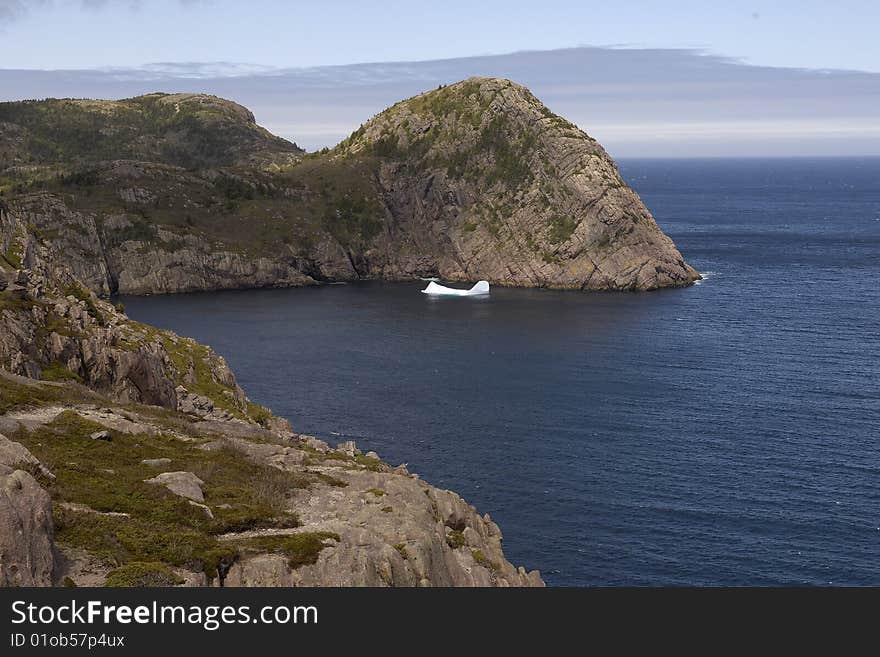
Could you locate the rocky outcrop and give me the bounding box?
[225,461,541,587]
[0,203,263,421]
[0,437,55,586]
[0,377,543,587]
[338,77,699,290]
[0,433,54,480]
[1,79,698,295]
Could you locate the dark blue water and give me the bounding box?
[121,158,880,586]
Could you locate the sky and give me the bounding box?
[0,0,878,157]
[2,0,879,72]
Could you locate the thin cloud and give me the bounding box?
[0,0,207,22]
[0,0,48,22]
[1,46,877,156]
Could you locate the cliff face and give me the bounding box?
[338,77,699,289]
[0,78,698,294]
[0,204,542,587]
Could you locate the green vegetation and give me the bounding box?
[58,168,101,187]
[106,218,157,246]
[366,488,385,497]
[53,508,235,580]
[40,362,82,383]
[238,532,340,569]
[0,294,36,314]
[393,542,409,560]
[547,215,578,245]
[154,332,245,418]
[324,192,384,247]
[0,94,300,169]
[406,79,488,126]
[446,530,466,549]
[0,372,83,414]
[3,240,23,269]
[471,549,499,571]
[104,562,184,587]
[12,409,314,580]
[62,283,105,324]
[353,453,385,472]
[479,115,536,189]
[246,401,273,427]
[212,174,255,201]
[540,250,561,265]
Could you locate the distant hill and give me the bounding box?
[0,93,302,169]
[0,79,698,294]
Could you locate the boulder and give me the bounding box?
[89,430,112,441]
[336,440,361,457]
[0,466,55,586]
[144,471,205,502]
[141,458,172,468]
[0,433,54,479]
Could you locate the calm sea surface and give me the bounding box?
[122,158,880,585]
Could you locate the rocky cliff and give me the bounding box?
[0,204,542,587]
[0,78,698,294]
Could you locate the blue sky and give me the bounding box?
[0,1,878,157]
[1,0,878,72]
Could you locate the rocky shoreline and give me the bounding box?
[0,203,543,587]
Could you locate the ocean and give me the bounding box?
[121,157,880,585]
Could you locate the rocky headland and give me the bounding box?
[0,78,699,295]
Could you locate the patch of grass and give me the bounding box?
[0,294,37,314]
[461,221,477,233]
[107,217,157,246]
[58,168,101,187]
[0,373,76,414]
[53,507,235,579]
[540,250,561,265]
[40,362,82,383]
[471,549,499,571]
[393,543,409,560]
[104,562,184,587]
[246,401,273,427]
[238,532,340,569]
[446,530,466,549]
[547,215,578,245]
[3,240,23,269]
[12,409,314,578]
[354,454,385,472]
[365,488,385,497]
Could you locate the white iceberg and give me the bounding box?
[421,280,490,296]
